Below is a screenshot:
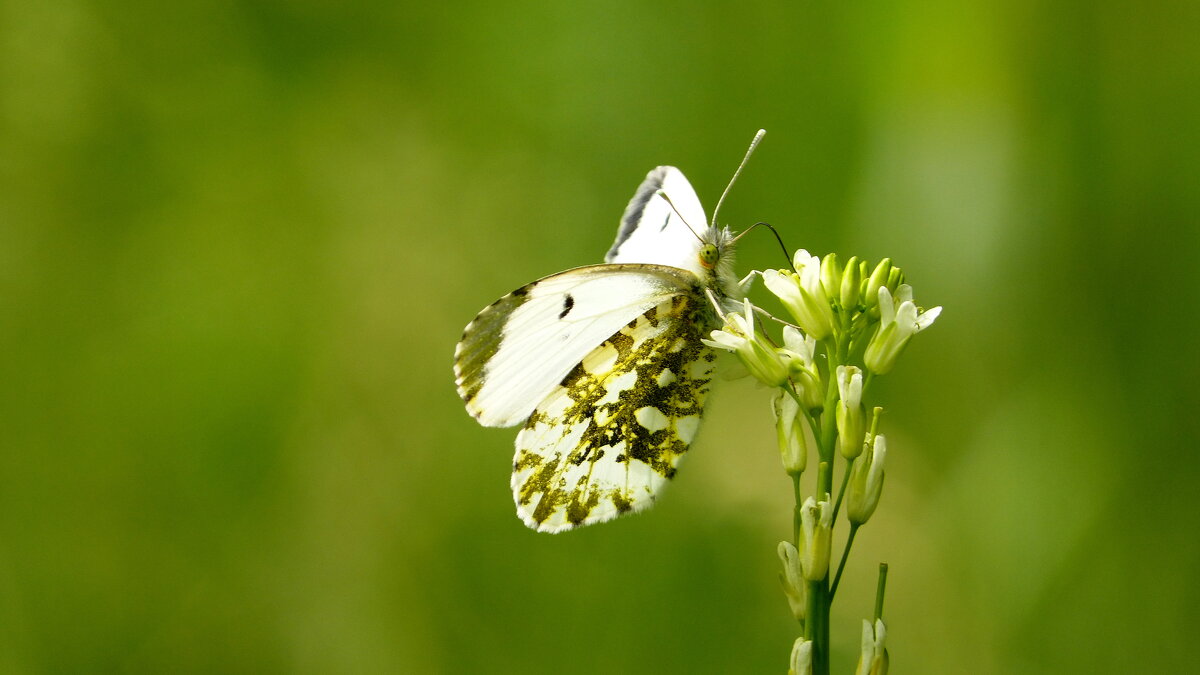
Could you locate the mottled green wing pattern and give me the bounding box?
[511,293,717,532]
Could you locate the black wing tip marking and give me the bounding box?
[606,166,675,263]
[453,282,537,418]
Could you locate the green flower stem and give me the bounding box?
[792,473,802,545]
[806,577,829,673]
[875,563,889,621]
[805,577,820,641]
[829,522,860,598]
[810,335,845,675]
[831,461,853,524]
[817,372,840,468]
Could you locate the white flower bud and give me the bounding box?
[847,435,887,525]
[855,619,888,675]
[840,255,862,309]
[820,252,842,302]
[789,637,813,675]
[862,258,893,311]
[781,326,824,411]
[772,391,808,475]
[798,496,833,580]
[777,541,807,622]
[836,365,865,459]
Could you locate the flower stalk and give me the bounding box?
[706,251,940,675]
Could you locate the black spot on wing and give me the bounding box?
[558,293,575,319]
[606,166,671,263]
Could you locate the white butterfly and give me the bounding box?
[454,166,746,532]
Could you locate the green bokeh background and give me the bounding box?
[3,1,1197,672]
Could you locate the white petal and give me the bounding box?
[916,305,943,331]
[848,369,862,403]
[895,301,919,337]
[877,286,896,325]
[702,332,743,351]
[762,269,799,301]
[782,325,811,361]
[741,297,756,326]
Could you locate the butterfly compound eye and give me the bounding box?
[698,243,719,269]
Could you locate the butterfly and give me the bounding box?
[454,164,749,533]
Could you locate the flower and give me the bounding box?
[798,496,833,580]
[863,284,942,374]
[836,365,865,459]
[762,250,835,340]
[847,434,886,525]
[789,637,813,675]
[772,391,808,475]
[855,619,888,675]
[703,299,789,386]
[777,541,807,622]
[780,326,823,410]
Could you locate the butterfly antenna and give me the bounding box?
[711,129,766,229]
[655,189,705,243]
[732,221,797,272]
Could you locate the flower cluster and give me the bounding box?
[703,249,939,674]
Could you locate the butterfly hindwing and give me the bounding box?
[512,292,717,532]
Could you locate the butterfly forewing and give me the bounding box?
[454,264,699,428]
[607,167,709,275]
[512,293,717,532]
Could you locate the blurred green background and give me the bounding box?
[2,0,1197,672]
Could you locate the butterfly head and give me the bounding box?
[698,225,742,302]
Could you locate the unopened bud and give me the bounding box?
[798,496,833,580]
[789,637,813,675]
[886,267,905,294]
[855,619,888,675]
[847,435,887,525]
[862,258,892,311]
[820,252,842,302]
[777,541,807,622]
[782,326,824,411]
[836,365,865,459]
[772,391,808,475]
[840,255,862,309]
